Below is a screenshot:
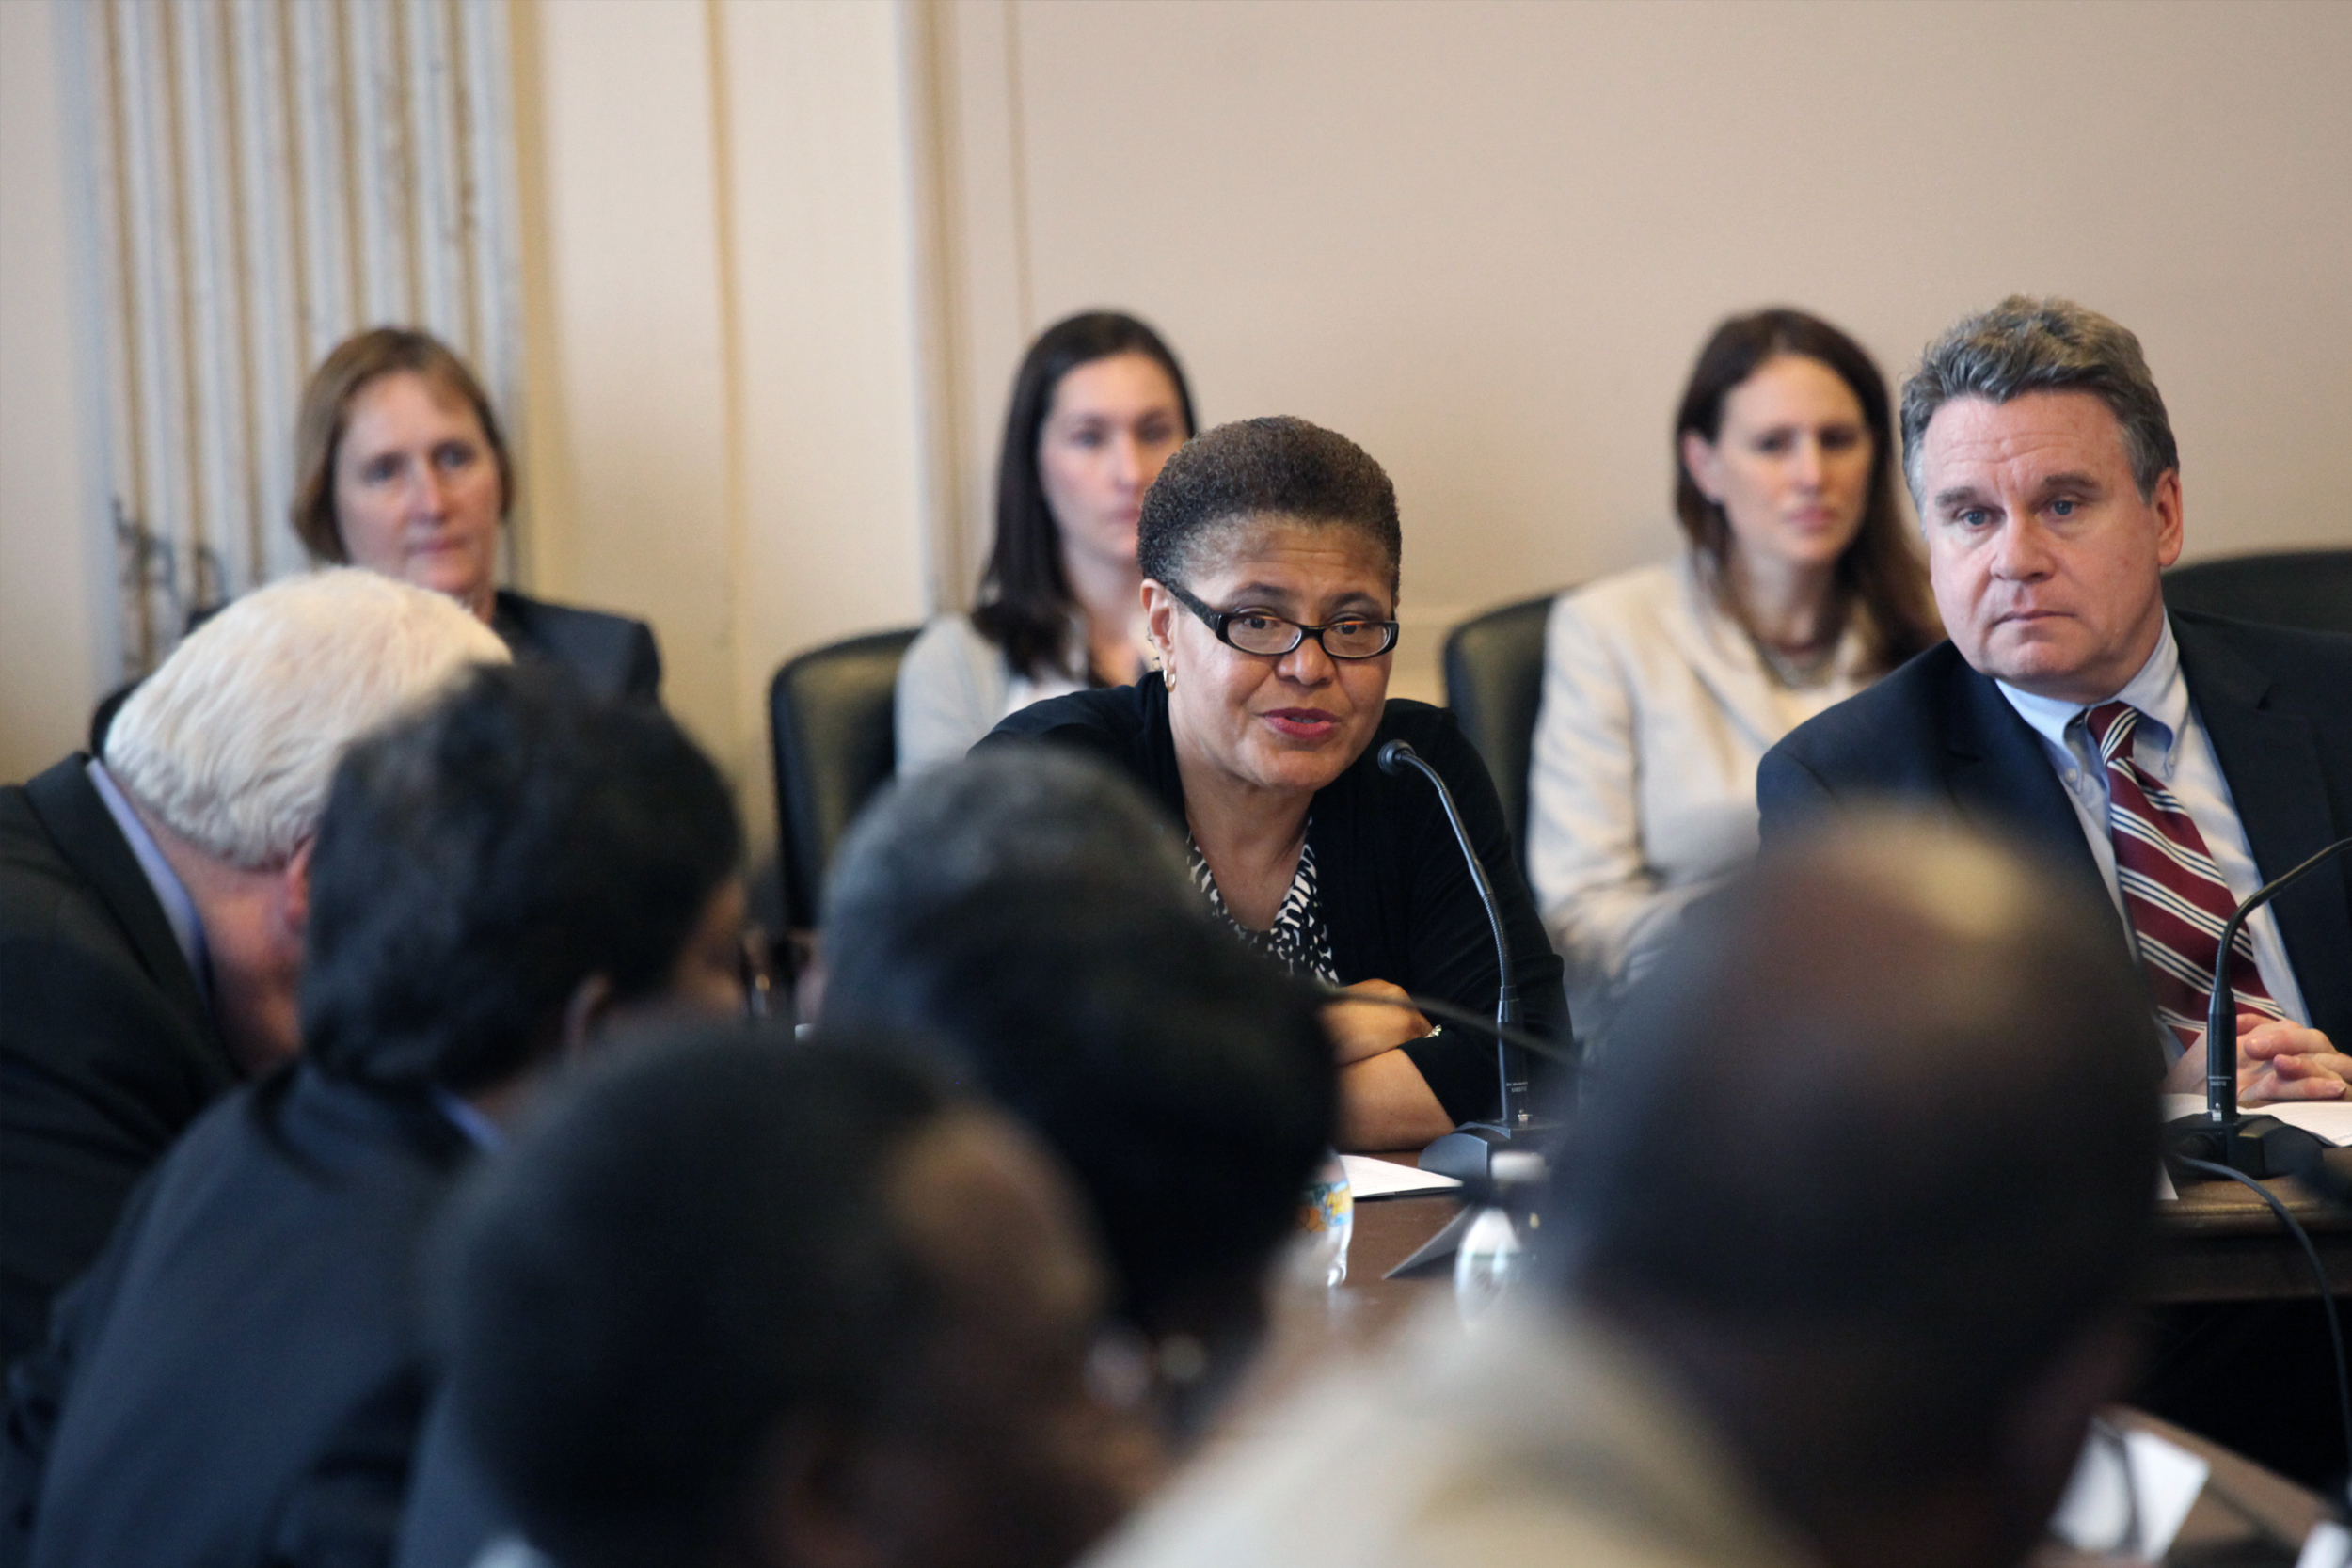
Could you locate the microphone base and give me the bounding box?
[2164,1112,2316,1179]
[1419,1119,1558,1185]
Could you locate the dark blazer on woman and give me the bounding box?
[0,1065,475,1568]
[490,591,661,703]
[981,677,1570,1123]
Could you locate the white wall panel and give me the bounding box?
[513,0,931,849]
[0,1,110,782]
[65,0,524,678]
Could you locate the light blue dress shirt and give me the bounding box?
[86,758,212,1010]
[432,1087,507,1152]
[1994,619,2311,1053]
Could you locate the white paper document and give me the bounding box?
[2297,1520,2352,1568]
[2265,1101,2352,1147]
[2162,1093,2210,1125]
[2048,1424,2208,1560]
[1338,1154,1460,1199]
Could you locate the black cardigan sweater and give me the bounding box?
[979,676,1569,1123]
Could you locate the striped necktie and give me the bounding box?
[2085,701,2281,1053]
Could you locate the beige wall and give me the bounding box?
[512,0,930,845]
[8,0,2348,793]
[935,0,2352,700]
[0,0,108,784]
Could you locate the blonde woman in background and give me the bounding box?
[292,327,662,702]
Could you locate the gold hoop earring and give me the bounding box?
[1162,664,1176,693]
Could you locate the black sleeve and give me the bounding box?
[0,1167,160,1560]
[0,940,224,1369]
[972,716,1131,773]
[1391,713,1572,1124]
[268,1364,435,1568]
[621,621,663,704]
[971,688,1161,788]
[391,1391,516,1568]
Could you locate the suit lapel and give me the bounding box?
[2175,615,2352,1031]
[24,756,224,1059]
[1941,661,2121,925]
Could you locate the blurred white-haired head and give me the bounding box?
[105,569,510,868]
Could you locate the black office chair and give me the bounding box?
[1440,592,1564,878]
[768,626,921,931]
[2162,548,2352,638]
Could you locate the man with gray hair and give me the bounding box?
[0,568,505,1363]
[1757,297,2352,1487]
[1761,294,2352,1106]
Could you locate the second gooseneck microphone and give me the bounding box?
[2173,833,2352,1180]
[1376,738,1528,1128]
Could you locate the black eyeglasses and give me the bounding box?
[1166,582,1399,660]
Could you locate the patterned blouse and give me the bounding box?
[1188,832,1341,986]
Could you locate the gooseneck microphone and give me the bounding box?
[1376,739,1545,1180]
[1376,740,1521,1031]
[2169,833,2352,1179]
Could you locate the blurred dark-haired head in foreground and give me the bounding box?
[302,661,745,1096]
[1089,813,2159,1568]
[434,1030,1160,1568]
[4,665,744,1568]
[819,749,1336,1440]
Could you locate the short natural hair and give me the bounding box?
[823,748,1329,1336]
[104,568,508,867]
[825,878,1335,1338]
[302,664,739,1093]
[1901,296,2178,502]
[433,1031,955,1568]
[1137,416,1401,596]
[822,746,1193,954]
[292,327,513,563]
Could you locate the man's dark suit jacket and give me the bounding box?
[0,758,233,1369]
[490,591,661,703]
[0,1065,473,1568]
[1757,610,2352,1046]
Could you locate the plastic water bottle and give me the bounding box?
[1454,1149,1542,1323]
[1293,1151,1354,1289]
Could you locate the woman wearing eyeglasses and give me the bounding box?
[984,417,1567,1150]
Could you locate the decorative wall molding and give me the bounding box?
[65,0,521,678]
[900,0,1033,616]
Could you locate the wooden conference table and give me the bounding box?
[1230,1155,2343,1564]
[1328,1158,2349,1323]
[2156,1164,2352,1303]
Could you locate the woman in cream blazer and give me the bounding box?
[1528,309,1937,1043]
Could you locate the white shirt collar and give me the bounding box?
[1996,617,2187,769]
[86,759,210,1001]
